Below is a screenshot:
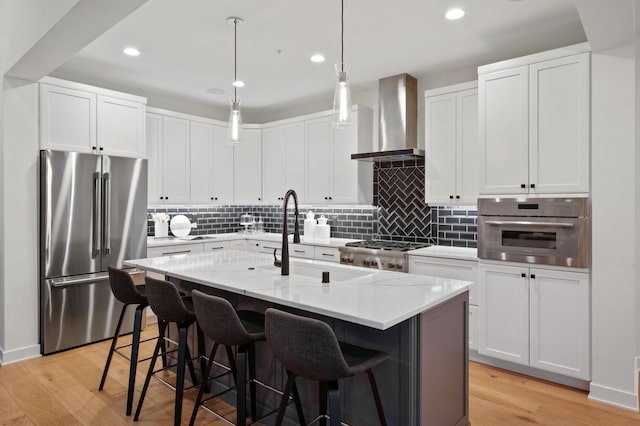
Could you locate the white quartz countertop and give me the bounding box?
[126,250,471,330]
[407,245,478,261]
[147,233,358,249]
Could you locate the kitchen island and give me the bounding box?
[126,250,471,425]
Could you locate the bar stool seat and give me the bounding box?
[134,277,205,426]
[189,290,305,426]
[265,308,389,426]
[99,266,157,416]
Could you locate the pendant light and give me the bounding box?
[332,0,353,128]
[227,17,243,145]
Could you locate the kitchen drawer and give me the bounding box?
[203,241,230,251]
[314,246,340,263]
[229,239,246,250]
[147,243,203,258]
[245,239,262,252]
[259,240,282,255]
[290,244,314,259]
[408,256,477,282]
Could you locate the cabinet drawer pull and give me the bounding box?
[263,245,279,250]
[209,246,224,250]
[162,250,191,256]
[294,250,305,253]
[321,253,335,257]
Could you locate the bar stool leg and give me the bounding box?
[99,304,127,391]
[327,380,341,426]
[319,381,328,426]
[189,343,220,426]
[134,320,167,421]
[158,319,168,368]
[236,344,247,426]
[366,369,387,425]
[175,324,189,426]
[275,371,296,426]
[184,339,199,387]
[291,380,307,426]
[226,345,238,383]
[125,304,145,415]
[196,324,208,392]
[248,342,257,421]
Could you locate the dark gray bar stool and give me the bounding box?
[265,308,389,426]
[134,277,205,426]
[189,290,305,426]
[99,266,156,416]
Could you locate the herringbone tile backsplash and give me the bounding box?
[374,159,435,243]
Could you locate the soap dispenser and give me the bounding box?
[316,215,330,240]
[304,211,316,239]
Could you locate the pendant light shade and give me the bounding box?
[332,0,353,128]
[227,17,243,145]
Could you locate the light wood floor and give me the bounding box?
[0,330,638,425]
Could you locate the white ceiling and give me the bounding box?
[51,0,586,117]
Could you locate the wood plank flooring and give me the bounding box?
[0,329,638,425]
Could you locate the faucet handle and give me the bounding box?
[273,248,282,268]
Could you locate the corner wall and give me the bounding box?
[590,45,639,411]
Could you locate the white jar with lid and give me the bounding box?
[315,215,330,240]
[304,211,316,239]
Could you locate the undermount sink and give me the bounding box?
[258,262,372,282]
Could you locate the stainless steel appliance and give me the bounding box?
[478,197,589,268]
[339,240,432,272]
[40,150,147,354]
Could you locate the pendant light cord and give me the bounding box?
[234,18,238,100]
[341,0,344,72]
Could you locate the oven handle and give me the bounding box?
[484,220,574,228]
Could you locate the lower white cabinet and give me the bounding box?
[314,246,340,263]
[147,243,204,258]
[478,263,590,379]
[203,241,229,251]
[229,239,247,250]
[408,256,478,350]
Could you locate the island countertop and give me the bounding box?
[125,249,471,330]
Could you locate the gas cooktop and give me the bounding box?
[344,240,432,252]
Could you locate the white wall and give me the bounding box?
[0,79,40,364]
[589,45,639,411]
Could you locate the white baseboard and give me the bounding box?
[589,382,639,412]
[0,343,41,365]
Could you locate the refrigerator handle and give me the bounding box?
[92,172,101,257]
[102,172,111,255]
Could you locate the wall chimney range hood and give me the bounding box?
[351,73,424,162]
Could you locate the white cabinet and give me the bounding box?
[424,82,478,205]
[147,243,204,258]
[189,122,234,204]
[40,79,145,157]
[229,239,247,250]
[146,113,190,204]
[478,48,590,195]
[408,256,478,350]
[40,84,96,153]
[306,107,374,204]
[478,262,590,379]
[203,241,230,251]
[234,128,263,204]
[262,123,305,204]
[97,95,145,157]
[290,244,314,259]
[314,246,340,263]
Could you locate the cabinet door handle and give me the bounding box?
[521,273,527,278]
[530,274,536,279]
[520,184,526,189]
[162,250,191,256]
[530,184,536,189]
[99,147,104,151]
[455,195,460,199]
[328,197,332,200]
[449,195,454,199]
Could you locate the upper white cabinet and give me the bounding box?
[262,123,305,204]
[189,123,235,204]
[39,78,146,158]
[424,82,478,205]
[147,112,191,204]
[305,106,374,204]
[234,128,263,204]
[478,45,590,195]
[478,262,590,379]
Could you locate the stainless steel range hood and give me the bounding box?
[351,73,423,162]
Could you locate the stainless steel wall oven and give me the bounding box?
[478,198,589,268]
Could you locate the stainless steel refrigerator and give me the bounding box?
[40,150,147,354]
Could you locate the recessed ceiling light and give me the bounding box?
[206,88,225,95]
[123,47,140,56]
[232,80,245,88]
[310,54,325,63]
[445,8,465,20]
